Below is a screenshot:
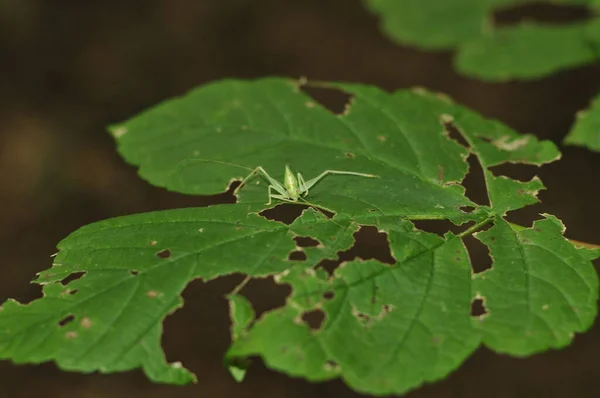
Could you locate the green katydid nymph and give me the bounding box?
[235,165,378,205]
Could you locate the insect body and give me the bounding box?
[236,165,378,205]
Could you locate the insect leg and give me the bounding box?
[236,166,287,199]
[297,173,308,196]
[303,170,378,191]
[234,167,262,195]
[267,183,291,204]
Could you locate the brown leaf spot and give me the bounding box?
[65,331,78,339]
[81,317,93,329]
[147,290,160,298]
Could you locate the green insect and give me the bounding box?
[236,165,378,205]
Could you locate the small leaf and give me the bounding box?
[565,93,600,151]
[226,294,255,382]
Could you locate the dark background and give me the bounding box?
[0,1,599,397]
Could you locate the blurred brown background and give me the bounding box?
[0,1,599,397]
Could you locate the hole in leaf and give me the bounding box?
[462,155,490,207]
[441,118,470,149]
[130,270,139,276]
[494,3,592,26]
[412,219,462,237]
[294,236,320,248]
[301,309,325,330]
[460,206,476,213]
[471,297,488,317]
[323,291,335,300]
[288,250,307,262]
[259,204,309,225]
[242,277,292,320]
[68,289,78,295]
[157,249,171,259]
[464,234,493,274]
[318,225,395,275]
[300,83,353,115]
[347,226,395,264]
[60,272,86,286]
[488,163,540,183]
[503,205,545,230]
[58,314,75,327]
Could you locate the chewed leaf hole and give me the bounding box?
[130,270,139,276]
[463,234,493,274]
[471,297,488,317]
[412,219,461,237]
[288,250,307,262]
[323,291,335,300]
[259,204,309,225]
[488,163,539,183]
[318,225,395,275]
[347,226,395,265]
[60,272,86,286]
[462,155,490,206]
[300,82,353,115]
[240,277,291,321]
[300,309,325,330]
[157,249,171,259]
[294,236,321,248]
[441,118,470,149]
[58,314,75,327]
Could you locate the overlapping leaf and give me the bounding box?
[0,78,597,396]
[366,0,600,81]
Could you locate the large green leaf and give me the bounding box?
[565,93,600,151]
[0,205,354,382]
[365,0,600,81]
[1,78,597,396]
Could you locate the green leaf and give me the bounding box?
[109,78,558,221]
[473,216,599,355]
[109,78,479,224]
[365,0,600,80]
[565,93,600,151]
[226,294,255,382]
[456,21,600,81]
[365,0,488,49]
[0,204,352,383]
[1,78,596,396]
[227,219,480,395]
